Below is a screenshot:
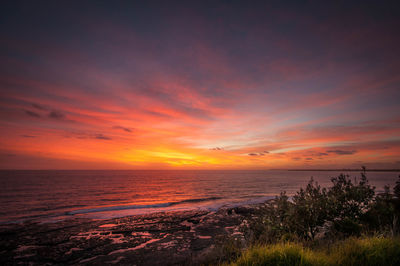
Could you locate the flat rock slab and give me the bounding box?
[0,204,266,265]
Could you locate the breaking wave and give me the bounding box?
[66,196,223,215]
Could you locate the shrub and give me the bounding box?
[363,175,400,236]
[244,192,298,245]
[246,170,400,245]
[392,176,400,235]
[327,172,375,221]
[325,170,375,236]
[364,185,395,233]
[264,192,295,241]
[292,178,329,240]
[394,175,400,199]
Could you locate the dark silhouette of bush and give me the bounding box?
[364,185,395,233]
[328,172,375,219]
[394,175,400,198]
[247,168,400,244]
[245,191,296,244]
[393,176,400,235]
[363,175,400,236]
[292,178,329,240]
[327,170,375,236]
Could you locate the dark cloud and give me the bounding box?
[94,134,112,140]
[113,126,132,133]
[25,110,41,117]
[48,111,65,119]
[306,158,313,161]
[64,131,112,140]
[316,152,328,156]
[292,157,301,161]
[248,152,265,156]
[144,110,173,119]
[32,103,47,110]
[20,135,36,138]
[327,150,357,155]
[210,147,223,150]
[248,151,269,156]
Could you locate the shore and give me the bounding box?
[0,202,267,265]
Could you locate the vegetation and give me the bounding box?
[214,168,400,265]
[244,169,400,245]
[229,236,400,266]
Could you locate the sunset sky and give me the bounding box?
[0,1,399,169]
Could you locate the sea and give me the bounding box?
[0,170,398,224]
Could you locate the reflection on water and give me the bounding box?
[0,170,398,223]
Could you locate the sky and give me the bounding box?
[0,1,399,170]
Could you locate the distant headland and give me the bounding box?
[288,169,400,172]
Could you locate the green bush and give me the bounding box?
[292,178,329,240]
[327,171,375,236]
[245,170,400,246]
[363,185,395,232]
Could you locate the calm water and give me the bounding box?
[0,170,398,224]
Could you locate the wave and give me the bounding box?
[169,196,222,205]
[66,196,223,215]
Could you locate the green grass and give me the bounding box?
[228,242,328,266]
[329,236,400,266]
[227,237,400,266]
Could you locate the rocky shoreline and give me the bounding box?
[0,202,268,265]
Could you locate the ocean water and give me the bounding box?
[0,170,398,224]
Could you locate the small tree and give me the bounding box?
[365,185,395,233]
[328,173,375,220]
[251,191,295,244]
[365,176,400,236]
[394,175,400,199]
[392,175,400,235]
[327,169,375,236]
[292,177,329,240]
[269,191,294,238]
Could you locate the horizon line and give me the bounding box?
[1,168,399,172]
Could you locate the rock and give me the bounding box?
[0,203,270,265]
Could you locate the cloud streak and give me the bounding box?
[94,134,112,140]
[48,111,65,120]
[0,1,399,169]
[113,126,132,133]
[24,110,41,118]
[327,150,357,155]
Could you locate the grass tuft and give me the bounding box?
[229,242,328,266]
[227,237,400,266]
[330,236,400,266]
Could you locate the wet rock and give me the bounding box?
[0,203,271,265]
